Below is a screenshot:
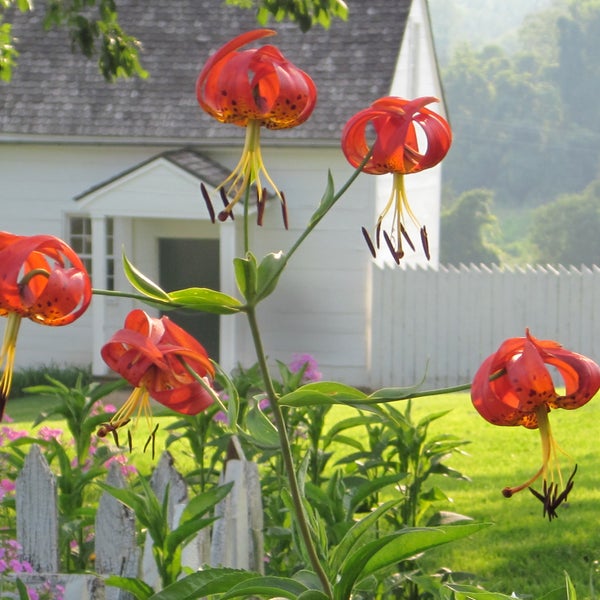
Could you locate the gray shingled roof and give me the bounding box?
[0,0,412,145]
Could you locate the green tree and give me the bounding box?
[530,177,600,266]
[440,188,501,265]
[0,0,347,82]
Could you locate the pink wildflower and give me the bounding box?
[38,426,63,442]
[289,353,322,383]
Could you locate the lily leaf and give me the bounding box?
[104,575,155,600]
[328,500,400,576]
[122,252,171,302]
[256,250,286,301]
[241,404,280,449]
[279,381,368,408]
[309,170,336,226]
[168,287,243,314]
[149,568,259,600]
[220,575,309,599]
[233,253,258,301]
[334,523,490,600]
[365,382,426,403]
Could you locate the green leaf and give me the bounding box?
[149,569,259,600]
[335,523,490,600]
[446,583,515,600]
[179,482,234,524]
[104,575,156,600]
[565,571,577,600]
[15,578,30,600]
[220,576,309,599]
[279,381,368,408]
[168,287,243,314]
[165,516,217,556]
[122,252,171,302]
[241,405,280,449]
[233,253,258,301]
[297,591,331,600]
[256,251,286,301]
[348,472,407,514]
[309,170,336,226]
[365,382,426,403]
[329,500,400,575]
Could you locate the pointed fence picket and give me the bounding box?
[13,445,263,600]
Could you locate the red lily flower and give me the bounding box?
[100,309,216,448]
[471,329,600,520]
[341,96,452,262]
[196,29,317,224]
[0,233,92,417]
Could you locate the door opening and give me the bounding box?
[159,238,220,360]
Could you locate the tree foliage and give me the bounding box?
[530,178,600,266]
[440,189,501,265]
[0,0,347,82]
[440,0,600,265]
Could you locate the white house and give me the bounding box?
[0,0,447,388]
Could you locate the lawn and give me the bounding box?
[409,393,600,599]
[4,389,599,598]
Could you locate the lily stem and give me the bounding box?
[245,304,333,598]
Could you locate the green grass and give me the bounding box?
[5,390,600,598]
[409,393,600,599]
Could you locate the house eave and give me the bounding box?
[0,132,341,149]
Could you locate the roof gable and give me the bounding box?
[0,0,413,143]
[74,149,227,219]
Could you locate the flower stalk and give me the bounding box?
[245,303,333,598]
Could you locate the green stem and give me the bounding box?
[245,305,333,598]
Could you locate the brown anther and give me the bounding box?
[528,465,578,522]
[383,230,402,265]
[361,227,377,259]
[375,221,382,249]
[256,187,266,226]
[219,188,234,220]
[400,223,415,252]
[200,183,216,224]
[143,424,160,459]
[280,191,289,230]
[97,419,130,448]
[420,226,430,260]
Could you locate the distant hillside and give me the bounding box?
[428,0,554,64]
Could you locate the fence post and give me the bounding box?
[16,444,59,573]
[95,461,140,600]
[210,437,264,573]
[15,445,105,600]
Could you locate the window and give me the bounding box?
[68,217,115,290]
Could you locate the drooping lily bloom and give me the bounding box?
[0,233,92,417]
[196,29,317,225]
[471,329,600,520]
[341,96,452,262]
[100,309,216,449]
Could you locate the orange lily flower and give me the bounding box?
[196,29,317,225]
[0,233,92,417]
[341,96,452,262]
[471,329,600,520]
[100,309,216,449]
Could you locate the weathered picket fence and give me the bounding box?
[13,443,264,600]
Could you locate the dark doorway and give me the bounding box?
[159,238,220,360]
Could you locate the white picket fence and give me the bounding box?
[13,444,263,600]
[370,263,600,389]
